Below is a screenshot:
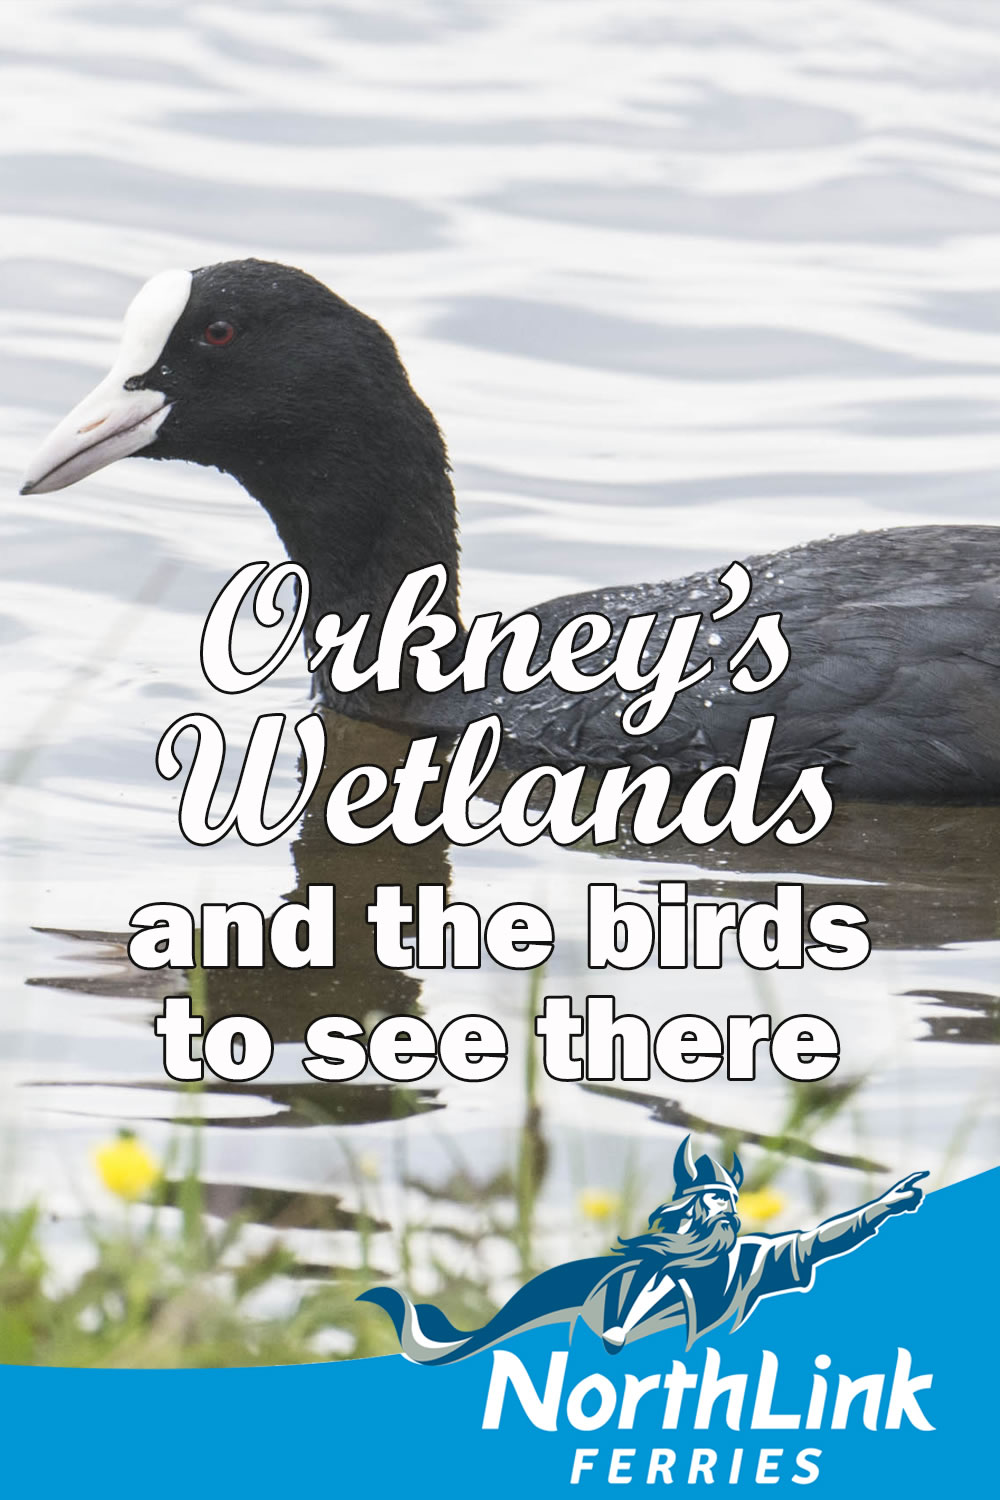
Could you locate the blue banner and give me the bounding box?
[4,1167,992,1497]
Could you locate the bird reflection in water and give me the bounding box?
[24,709,1000,1245]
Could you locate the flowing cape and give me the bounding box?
[358,1254,626,1365]
[356,1250,704,1365]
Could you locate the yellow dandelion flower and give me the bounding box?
[579,1187,619,1224]
[738,1187,786,1226]
[94,1131,162,1202]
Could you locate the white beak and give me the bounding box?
[20,378,172,495]
[20,267,193,496]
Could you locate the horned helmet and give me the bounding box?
[669,1134,744,1211]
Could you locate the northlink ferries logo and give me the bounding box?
[360,1137,926,1363]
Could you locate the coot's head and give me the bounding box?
[21,258,435,499]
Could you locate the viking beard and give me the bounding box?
[655,1214,739,1268]
[617,1211,741,1270]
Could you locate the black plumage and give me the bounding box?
[22,258,1000,801]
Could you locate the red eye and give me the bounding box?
[204,320,236,346]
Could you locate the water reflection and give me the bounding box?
[160,1179,390,1236]
[909,988,1000,1047]
[26,711,1000,1149]
[30,716,452,1129]
[632,802,1000,952]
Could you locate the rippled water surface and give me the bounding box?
[1,0,998,1313]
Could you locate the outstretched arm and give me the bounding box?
[795,1170,927,1266]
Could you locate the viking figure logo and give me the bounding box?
[360,1136,926,1364]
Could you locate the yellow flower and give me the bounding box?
[738,1187,786,1226]
[579,1188,619,1224]
[94,1131,162,1202]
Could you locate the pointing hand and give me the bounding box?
[880,1170,928,1215]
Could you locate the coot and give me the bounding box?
[20,259,1000,801]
